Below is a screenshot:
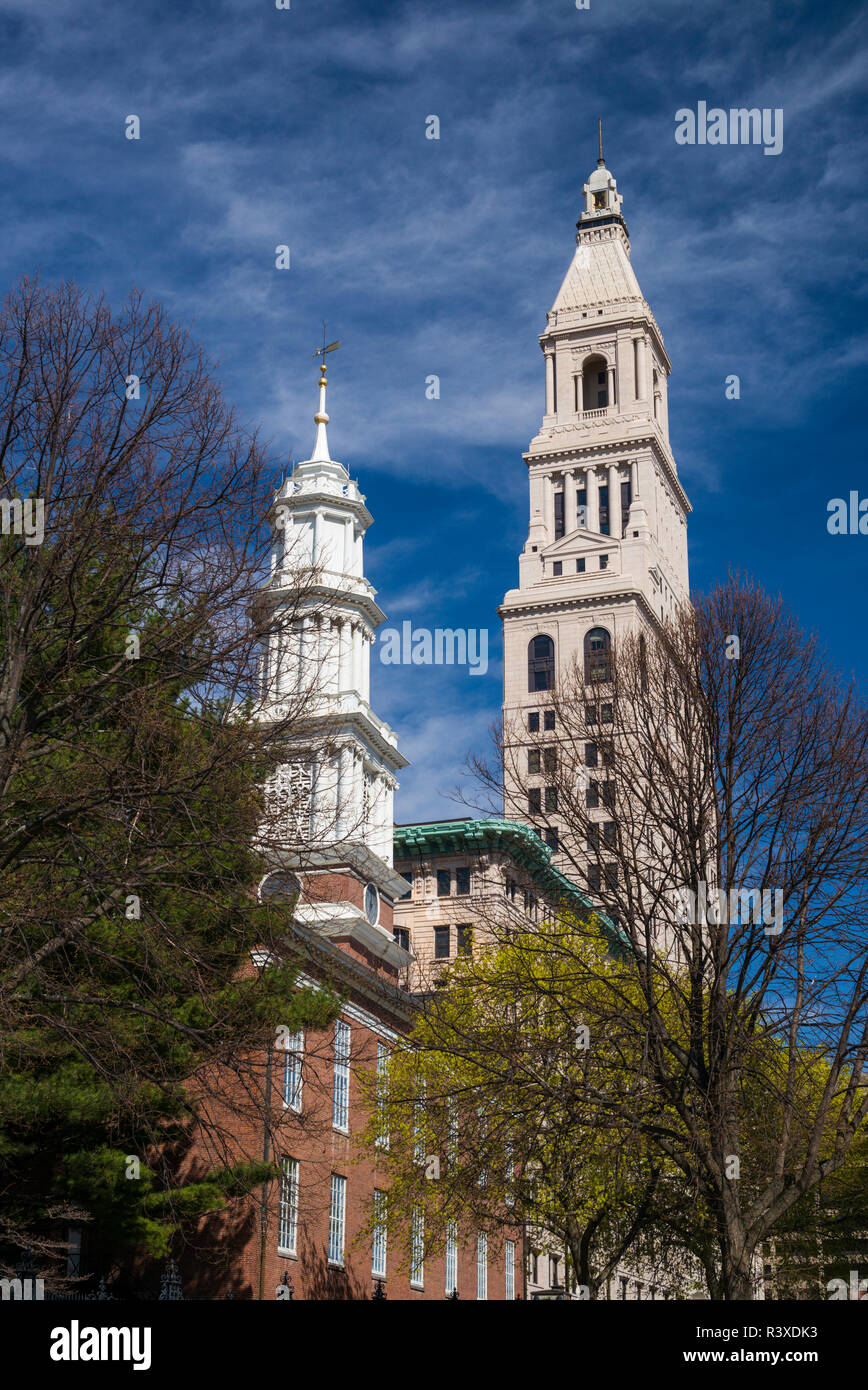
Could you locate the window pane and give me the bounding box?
[372,1190,387,1278]
[332,1021,350,1131]
[477,1233,488,1300]
[434,925,450,959]
[278,1157,298,1255]
[410,1208,425,1288]
[282,1030,304,1113]
[446,1220,458,1295]
[328,1174,346,1266]
[455,867,471,896]
[436,869,451,897]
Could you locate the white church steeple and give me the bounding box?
[255,348,410,970]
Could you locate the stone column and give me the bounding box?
[564,470,577,536]
[544,350,555,415]
[544,473,555,542]
[343,517,354,573]
[608,464,622,539]
[312,508,323,566]
[336,744,351,837]
[635,337,646,401]
[607,362,616,411]
[586,468,600,534]
[576,369,585,414]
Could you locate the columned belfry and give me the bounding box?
[500,133,691,859]
[256,350,409,970]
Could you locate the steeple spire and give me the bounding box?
[311,325,340,463]
[597,116,605,167]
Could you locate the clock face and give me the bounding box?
[364,883,380,926]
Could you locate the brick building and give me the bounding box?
[182,363,519,1299]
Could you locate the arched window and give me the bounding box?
[528,635,555,692]
[584,627,611,683]
[582,354,609,412]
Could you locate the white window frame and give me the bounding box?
[505,1239,515,1300]
[282,1029,304,1113]
[328,1173,346,1267]
[410,1206,424,1289]
[371,1189,387,1279]
[375,1041,389,1150]
[413,1079,426,1165]
[445,1219,458,1296]
[277,1157,298,1256]
[477,1232,488,1301]
[332,1019,350,1132]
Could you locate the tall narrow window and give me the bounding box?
[620,478,632,534]
[413,1081,426,1164]
[371,1189,387,1279]
[599,484,610,535]
[375,1041,389,1150]
[528,635,555,692]
[332,1020,350,1132]
[328,1173,346,1266]
[477,1233,488,1300]
[278,1157,298,1256]
[455,867,471,896]
[410,1207,425,1289]
[282,1030,304,1113]
[505,1240,516,1300]
[436,869,451,897]
[527,749,541,774]
[584,627,612,683]
[554,489,565,540]
[528,787,542,815]
[445,1220,458,1296]
[434,925,450,960]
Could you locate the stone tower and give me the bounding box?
[499,138,691,860]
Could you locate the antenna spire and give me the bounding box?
[597,117,605,167]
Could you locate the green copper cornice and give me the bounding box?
[393,817,626,952]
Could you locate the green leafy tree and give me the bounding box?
[0,278,338,1282]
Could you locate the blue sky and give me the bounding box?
[2,0,866,822]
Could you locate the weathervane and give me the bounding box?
[313,322,340,374]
